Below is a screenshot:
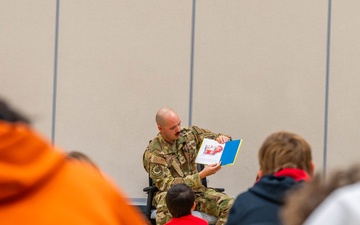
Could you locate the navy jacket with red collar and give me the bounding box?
[226,168,310,225]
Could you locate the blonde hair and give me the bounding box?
[258,131,312,175]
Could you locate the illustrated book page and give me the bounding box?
[195,138,243,166]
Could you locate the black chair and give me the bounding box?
[143,163,224,225]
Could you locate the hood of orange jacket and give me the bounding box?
[0,121,65,200]
[0,121,149,225]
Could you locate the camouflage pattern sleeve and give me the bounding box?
[191,126,232,143]
[143,143,204,192]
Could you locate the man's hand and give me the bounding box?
[216,135,230,144]
[199,162,222,179]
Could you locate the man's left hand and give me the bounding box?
[216,135,230,144]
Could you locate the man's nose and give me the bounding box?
[175,125,180,132]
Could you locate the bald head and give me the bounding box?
[155,108,181,143]
[156,108,177,126]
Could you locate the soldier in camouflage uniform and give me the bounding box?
[143,108,234,225]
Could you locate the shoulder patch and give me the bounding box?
[151,164,163,178]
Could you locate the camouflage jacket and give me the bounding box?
[143,126,231,193]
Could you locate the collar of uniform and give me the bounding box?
[157,133,179,155]
[157,133,187,165]
[175,137,187,165]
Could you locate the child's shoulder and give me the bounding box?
[165,214,208,225]
[188,214,208,225]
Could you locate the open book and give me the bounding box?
[195,138,243,166]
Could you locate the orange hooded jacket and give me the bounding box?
[0,121,148,225]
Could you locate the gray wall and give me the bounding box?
[1,1,360,199]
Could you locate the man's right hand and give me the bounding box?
[199,162,222,179]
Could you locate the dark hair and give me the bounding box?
[67,151,98,169]
[165,184,195,218]
[0,98,31,124]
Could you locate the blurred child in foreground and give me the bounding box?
[226,131,314,225]
[282,163,360,225]
[0,98,148,225]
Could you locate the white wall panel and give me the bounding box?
[0,1,55,137]
[193,0,327,196]
[2,1,360,199]
[55,1,192,198]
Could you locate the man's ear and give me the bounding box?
[157,124,162,132]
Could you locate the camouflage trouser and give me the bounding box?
[154,188,234,225]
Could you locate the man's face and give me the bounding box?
[158,114,181,143]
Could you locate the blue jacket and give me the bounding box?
[226,173,304,225]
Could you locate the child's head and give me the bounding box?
[258,131,313,176]
[165,183,195,218]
